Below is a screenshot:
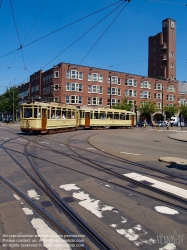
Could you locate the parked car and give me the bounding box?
[155,121,167,127]
[177,122,186,127]
[170,117,179,126]
[136,121,144,127]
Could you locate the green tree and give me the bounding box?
[164,104,179,118]
[179,105,187,117]
[112,98,133,111]
[138,102,158,116]
[0,86,19,119]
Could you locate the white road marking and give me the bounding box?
[0,137,9,139]
[27,190,40,200]
[60,144,65,146]
[121,152,140,155]
[155,206,179,215]
[59,184,80,191]
[22,207,34,215]
[159,243,176,250]
[124,172,187,199]
[87,148,96,150]
[17,139,27,141]
[38,141,49,144]
[13,194,71,249]
[13,194,20,200]
[60,183,157,247]
[31,218,71,250]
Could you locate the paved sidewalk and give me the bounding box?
[158,128,187,168]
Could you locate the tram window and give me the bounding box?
[120,113,125,120]
[51,108,55,119]
[99,112,106,119]
[90,111,93,119]
[80,111,84,118]
[107,112,113,119]
[126,114,129,120]
[56,108,61,118]
[24,108,32,118]
[67,110,71,118]
[94,111,98,119]
[72,111,75,119]
[114,113,119,119]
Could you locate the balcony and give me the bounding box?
[161,43,167,49]
[162,54,167,61]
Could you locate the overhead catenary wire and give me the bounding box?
[42,1,126,69]
[9,0,26,69]
[0,0,48,83]
[79,1,131,64]
[0,0,122,59]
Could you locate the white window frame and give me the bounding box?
[54,71,59,78]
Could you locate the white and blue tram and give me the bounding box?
[20,102,136,133]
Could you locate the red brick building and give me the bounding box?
[25,62,179,121]
[148,18,176,80]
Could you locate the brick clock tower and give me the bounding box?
[148,18,176,80]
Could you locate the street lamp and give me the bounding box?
[162,84,164,118]
[109,72,111,109]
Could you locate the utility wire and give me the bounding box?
[9,0,26,69]
[79,1,130,64]
[22,0,48,45]
[0,0,122,59]
[42,1,125,69]
[0,0,48,82]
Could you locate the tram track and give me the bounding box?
[1,127,187,249]
[6,132,187,212]
[1,128,187,211]
[0,133,114,250]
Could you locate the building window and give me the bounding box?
[88,73,103,82]
[170,75,174,80]
[157,102,161,108]
[66,83,83,92]
[171,63,174,68]
[125,89,136,97]
[108,87,120,96]
[125,79,137,87]
[66,70,83,80]
[179,99,186,105]
[88,97,103,105]
[54,71,59,78]
[167,85,175,92]
[141,81,151,89]
[170,52,174,57]
[66,95,82,104]
[167,94,174,101]
[108,76,121,85]
[88,85,103,94]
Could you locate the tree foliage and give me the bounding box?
[0,86,19,117]
[179,105,187,117]
[112,98,133,111]
[138,102,158,115]
[164,105,179,118]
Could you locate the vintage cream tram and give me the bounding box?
[20,102,78,133]
[78,107,135,129]
[20,102,136,133]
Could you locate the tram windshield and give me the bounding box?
[24,108,32,118]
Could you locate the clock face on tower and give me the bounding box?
[171,21,175,29]
[162,22,167,28]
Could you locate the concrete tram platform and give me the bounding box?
[158,130,187,169]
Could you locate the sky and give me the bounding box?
[0,0,186,94]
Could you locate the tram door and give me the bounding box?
[42,109,47,130]
[131,115,134,127]
[85,112,90,128]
